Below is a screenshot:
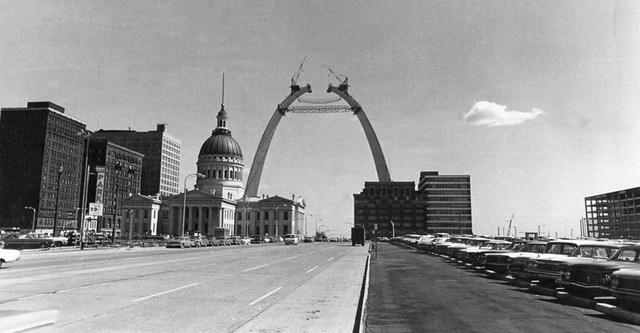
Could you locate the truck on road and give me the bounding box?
[351,225,365,246]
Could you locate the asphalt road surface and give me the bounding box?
[0,242,368,332]
[364,242,640,333]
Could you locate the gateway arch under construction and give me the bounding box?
[244,71,391,198]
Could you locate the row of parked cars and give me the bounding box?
[165,235,253,248]
[397,234,640,312]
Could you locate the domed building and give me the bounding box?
[161,103,244,237]
[196,105,245,200]
[160,79,306,239]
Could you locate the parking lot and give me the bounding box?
[364,241,640,333]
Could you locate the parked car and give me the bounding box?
[284,234,299,245]
[328,237,338,242]
[458,239,513,266]
[240,237,251,245]
[191,236,210,247]
[251,235,265,244]
[608,267,640,304]
[508,239,586,282]
[524,241,624,286]
[520,240,620,284]
[484,240,547,277]
[0,247,21,268]
[2,234,55,249]
[229,236,243,245]
[558,245,640,298]
[165,236,193,248]
[303,236,315,243]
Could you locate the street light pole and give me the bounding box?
[182,173,204,237]
[77,130,91,250]
[275,204,286,240]
[389,220,395,238]
[25,207,36,232]
[127,209,134,241]
[53,166,64,237]
[305,214,313,238]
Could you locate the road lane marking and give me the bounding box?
[305,266,319,274]
[249,287,282,306]
[58,282,107,293]
[132,283,198,303]
[284,256,298,261]
[244,264,268,272]
[18,294,46,300]
[328,257,335,262]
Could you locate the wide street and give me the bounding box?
[0,242,368,332]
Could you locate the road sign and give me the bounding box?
[89,203,103,216]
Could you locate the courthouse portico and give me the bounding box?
[164,189,236,236]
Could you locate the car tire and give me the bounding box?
[40,243,49,249]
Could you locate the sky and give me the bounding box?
[2,0,639,238]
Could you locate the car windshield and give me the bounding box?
[614,249,640,262]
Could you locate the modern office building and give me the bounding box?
[584,186,640,239]
[0,102,86,233]
[86,139,143,237]
[93,124,181,197]
[418,171,472,234]
[354,171,472,239]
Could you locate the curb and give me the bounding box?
[595,302,640,324]
[356,253,371,333]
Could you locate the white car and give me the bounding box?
[0,247,21,268]
[284,234,299,245]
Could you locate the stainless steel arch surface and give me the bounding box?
[244,85,312,197]
[244,83,391,198]
[327,84,391,182]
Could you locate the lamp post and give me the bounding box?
[305,214,313,238]
[275,204,286,240]
[182,173,204,237]
[316,218,322,238]
[53,166,64,237]
[77,130,91,250]
[25,207,36,232]
[389,220,395,238]
[126,209,134,241]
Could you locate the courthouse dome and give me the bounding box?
[199,128,243,158]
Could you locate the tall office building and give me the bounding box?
[93,124,181,197]
[584,186,640,239]
[418,171,472,234]
[0,102,86,232]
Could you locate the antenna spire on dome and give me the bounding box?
[216,73,228,129]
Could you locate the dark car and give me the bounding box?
[558,245,640,298]
[2,234,55,249]
[524,241,624,285]
[484,241,547,277]
[250,235,264,244]
[608,267,640,304]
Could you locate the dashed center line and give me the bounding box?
[244,264,268,272]
[132,283,198,303]
[249,287,282,306]
[328,257,335,262]
[305,265,319,274]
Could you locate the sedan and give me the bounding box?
[165,236,193,248]
[0,247,21,268]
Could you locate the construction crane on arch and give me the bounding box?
[324,65,348,88]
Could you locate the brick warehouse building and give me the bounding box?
[354,171,472,239]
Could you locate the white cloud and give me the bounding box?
[463,101,545,127]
